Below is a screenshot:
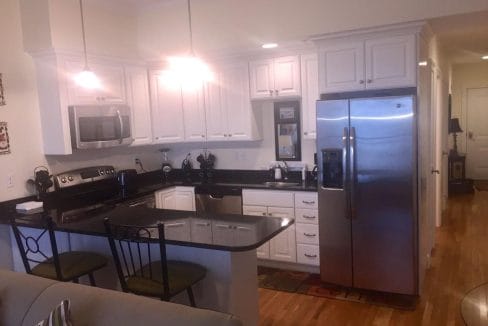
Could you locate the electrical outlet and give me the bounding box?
[6,174,14,188]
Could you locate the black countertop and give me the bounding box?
[8,204,294,252]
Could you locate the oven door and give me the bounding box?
[69,104,133,149]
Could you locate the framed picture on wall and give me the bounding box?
[0,73,5,106]
[0,122,11,155]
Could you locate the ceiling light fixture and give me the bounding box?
[163,0,213,89]
[418,61,428,66]
[482,55,488,60]
[74,0,100,89]
[262,43,278,49]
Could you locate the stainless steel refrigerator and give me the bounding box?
[317,88,418,295]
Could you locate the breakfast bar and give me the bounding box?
[7,204,294,326]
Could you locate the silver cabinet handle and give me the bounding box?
[195,222,210,227]
[359,80,365,84]
[166,223,185,228]
[303,233,317,237]
[224,134,228,137]
[262,212,267,216]
[275,90,279,95]
[304,132,308,135]
[367,79,372,83]
[269,90,273,96]
[237,226,250,231]
[303,215,316,219]
[304,253,317,258]
[228,134,232,137]
[201,135,205,138]
[216,224,230,229]
[268,213,273,217]
[302,200,315,204]
[116,110,123,144]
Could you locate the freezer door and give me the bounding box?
[350,96,417,295]
[317,100,352,287]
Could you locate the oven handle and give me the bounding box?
[116,110,123,144]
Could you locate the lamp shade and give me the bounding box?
[449,118,463,133]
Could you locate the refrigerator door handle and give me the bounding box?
[350,126,356,219]
[343,127,350,219]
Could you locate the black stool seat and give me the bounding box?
[31,251,108,281]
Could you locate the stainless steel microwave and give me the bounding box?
[69,104,133,150]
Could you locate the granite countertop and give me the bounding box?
[9,205,294,252]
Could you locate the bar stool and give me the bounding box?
[11,215,108,285]
[104,218,206,307]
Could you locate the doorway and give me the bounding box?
[466,87,488,180]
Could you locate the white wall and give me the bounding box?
[137,0,488,60]
[451,61,488,153]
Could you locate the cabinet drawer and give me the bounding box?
[297,244,320,266]
[294,192,318,209]
[243,189,294,207]
[295,208,319,224]
[296,223,319,245]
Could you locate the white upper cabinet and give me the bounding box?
[249,56,301,99]
[300,53,319,139]
[63,59,126,105]
[125,66,152,146]
[182,84,207,142]
[149,70,185,144]
[318,34,416,93]
[205,62,260,141]
[364,34,416,89]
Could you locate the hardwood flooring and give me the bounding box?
[259,190,488,325]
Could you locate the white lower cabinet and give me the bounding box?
[242,190,296,263]
[155,187,195,211]
[297,244,320,266]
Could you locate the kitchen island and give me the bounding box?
[7,204,294,326]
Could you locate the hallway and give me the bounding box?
[259,190,488,325]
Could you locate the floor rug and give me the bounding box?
[474,180,488,191]
[258,266,417,310]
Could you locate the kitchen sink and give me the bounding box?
[262,181,300,188]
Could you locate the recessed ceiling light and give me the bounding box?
[482,55,488,60]
[262,43,278,49]
[418,61,428,66]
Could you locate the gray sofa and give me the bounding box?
[0,269,242,326]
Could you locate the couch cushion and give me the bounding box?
[22,281,242,326]
[0,269,57,326]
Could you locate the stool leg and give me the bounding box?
[187,287,196,307]
[88,273,96,286]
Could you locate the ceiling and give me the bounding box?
[429,10,488,64]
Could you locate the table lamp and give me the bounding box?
[449,118,463,155]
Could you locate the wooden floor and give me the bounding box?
[259,190,488,325]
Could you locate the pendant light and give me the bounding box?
[74,0,101,89]
[165,0,213,89]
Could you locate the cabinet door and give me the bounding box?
[64,60,126,105]
[243,205,269,259]
[190,219,212,244]
[273,56,301,98]
[222,63,258,140]
[319,42,365,93]
[125,66,152,146]
[164,220,191,241]
[155,189,176,209]
[364,34,416,89]
[149,71,185,143]
[269,224,296,262]
[174,190,195,211]
[205,71,227,141]
[249,59,274,99]
[182,84,207,142]
[300,54,319,139]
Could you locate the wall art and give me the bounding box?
[0,73,5,106]
[0,122,11,155]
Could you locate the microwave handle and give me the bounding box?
[116,110,123,144]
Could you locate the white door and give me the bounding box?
[249,59,274,99]
[222,63,256,140]
[364,35,416,89]
[150,72,185,143]
[319,41,365,93]
[243,205,269,259]
[273,56,301,98]
[205,72,227,141]
[466,87,488,179]
[125,66,152,146]
[268,206,296,262]
[300,53,319,139]
[182,84,207,142]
